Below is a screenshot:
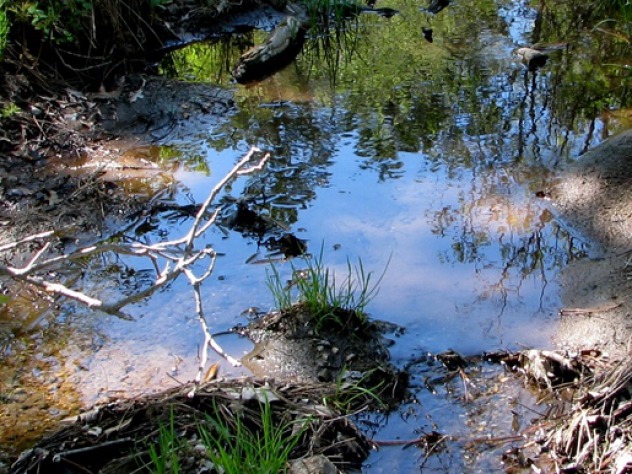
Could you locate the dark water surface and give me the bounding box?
[2,0,631,469]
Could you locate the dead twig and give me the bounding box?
[559,302,623,316]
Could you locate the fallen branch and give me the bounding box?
[0,146,271,371]
[559,302,623,316]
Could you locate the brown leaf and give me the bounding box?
[204,362,220,382]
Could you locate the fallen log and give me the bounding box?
[232,1,398,83]
[232,3,310,83]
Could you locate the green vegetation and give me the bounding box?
[0,1,8,60]
[266,248,389,328]
[162,36,251,86]
[147,399,307,474]
[148,409,182,474]
[3,0,168,46]
[326,367,387,411]
[593,0,632,44]
[597,0,632,18]
[6,0,93,44]
[302,0,360,29]
[0,0,169,85]
[169,0,631,176]
[1,102,20,118]
[199,400,307,474]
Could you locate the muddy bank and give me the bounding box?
[0,75,235,249]
[8,378,373,474]
[7,299,409,473]
[239,303,408,403]
[0,0,289,248]
[553,128,632,360]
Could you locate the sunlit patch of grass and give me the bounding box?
[198,398,308,474]
[145,399,309,474]
[266,246,390,330]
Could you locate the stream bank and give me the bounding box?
[553,129,632,361]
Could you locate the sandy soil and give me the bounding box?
[552,128,632,360]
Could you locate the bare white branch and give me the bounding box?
[0,146,269,376]
[0,230,55,252]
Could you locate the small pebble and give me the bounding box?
[193,443,207,456]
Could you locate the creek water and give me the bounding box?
[2,0,631,470]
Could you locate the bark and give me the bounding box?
[232,3,310,83]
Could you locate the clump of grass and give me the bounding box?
[326,367,387,411]
[1,103,20,118]
[146,398,308,474]
[266,247,390,328]
[148,409,182,474]
[198,399,308,474]
[0,0,8,61]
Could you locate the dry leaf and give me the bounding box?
[204,362,220,382]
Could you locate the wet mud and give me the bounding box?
[239,303,408,405]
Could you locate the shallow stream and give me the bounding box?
[2,0,632,470]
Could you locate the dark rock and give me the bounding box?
[516,47,548,71]
[425,0,449,14]
[422,27,433,42]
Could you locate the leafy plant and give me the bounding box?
[1,103,20,118]
[198,398,308,474]
[5,0,164,47]
[7,0,93,43]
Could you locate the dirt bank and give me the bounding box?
[552,128,632,360]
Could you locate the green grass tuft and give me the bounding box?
[327,367,387,411]
[145,398,308,474]
[148,409,182,474]
[198,398,308,474]
[267,246,390,329]
[0,0,9,61]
